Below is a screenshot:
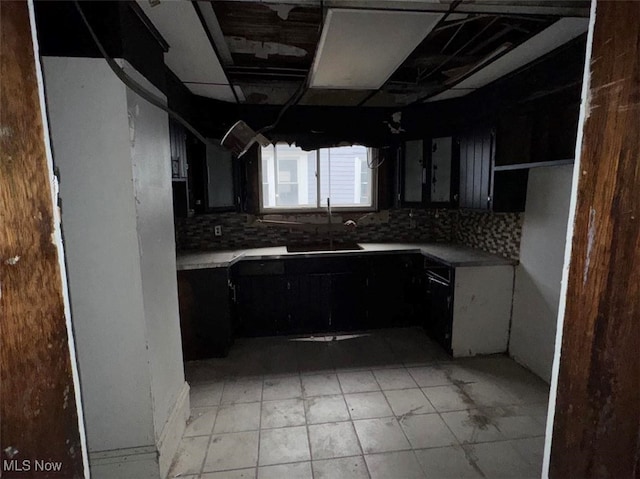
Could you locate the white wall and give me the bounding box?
[43,57,156,451]
[509,164,574,382]
[43,57,187,478]
[124,65,185,439]
[452,265,514,357]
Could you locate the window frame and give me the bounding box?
[258,144,378,214]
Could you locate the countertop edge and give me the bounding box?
[176,244,517,271]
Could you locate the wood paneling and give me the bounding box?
[550,1,640,477]
[459,127,492,210]
[0,2,84,477]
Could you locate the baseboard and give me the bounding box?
[90,446,159,479]
[88,383,190,479]
[157,381,190,479]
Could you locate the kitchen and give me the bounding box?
[3,1,638,479]
[160,2,582,476]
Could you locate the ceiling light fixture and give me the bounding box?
[221,121,271,157]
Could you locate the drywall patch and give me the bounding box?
[226,36,307,59]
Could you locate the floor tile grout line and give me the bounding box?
[255,374,265,472]
[298,371,316,479]
[370,366,418,447]
[380,385,437,417]
[197,379,226,477]
[335,364,371,479]
[184,329,548,478]
[430,391,491,479]
[372,365,429,476]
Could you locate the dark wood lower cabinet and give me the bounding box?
[424,272,454,353]
[177,268,234,360]
[178,253,460,358]
[235,273,288,337]
[179,253,513,360]
[288,273,332,334]
[230,254,424,338]
[330,272,368,332]
[368,254,423,328]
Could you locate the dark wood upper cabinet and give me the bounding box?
[169,118,188,179]
[402,139,424,204]
[170,119,190,218]
[495,112,534,167]
[495,101,580,167]
[205,141,235,210]
[532,101,580,162]
[401,137,459,208]
[459,127,494,210]
[459,126,528,212]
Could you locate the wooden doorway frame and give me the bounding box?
[3,0,639,477]
[0,1,88,477]
[544,0,640,477]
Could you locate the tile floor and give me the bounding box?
[171,327,549,479]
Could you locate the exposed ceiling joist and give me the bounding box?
[136,0,236,102]
[425,17,589,102]
[196,1,234,65]
[211,0,590,17]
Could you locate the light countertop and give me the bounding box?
[176,243,517,271]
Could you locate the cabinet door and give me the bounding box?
[496,112,533,166]
[177,268,233,359]
[169,119,188,179]
[206,141,235,209]
[236,275,288,336]
[330,272,368,332]
[424,274,453,353]
[402,140,425,204]
[368,255,421,328]
[287,273,331,335]
[459,128,493,210]
[429,137,455,204]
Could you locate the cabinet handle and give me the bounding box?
[422,167,427,184]
[229,283,237,303]
[428,276,450,288]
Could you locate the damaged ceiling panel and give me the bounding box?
[210,1,321,69]
[137,0,236,102]
[425,17,589,102]
[365,13,560,106]
[298,89,374,106]
[238,81,301,104]
[198,0,589,106]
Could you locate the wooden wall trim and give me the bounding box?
[549,1,640,477]
[0,1,86,477]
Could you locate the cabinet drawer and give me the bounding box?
[234,260,285,276]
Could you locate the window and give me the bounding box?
[260,144,375,211]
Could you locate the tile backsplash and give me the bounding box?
[454,210,523,261]
[175,208,523,261]
[175,208,454,251]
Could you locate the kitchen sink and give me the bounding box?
[286,242,363,253]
